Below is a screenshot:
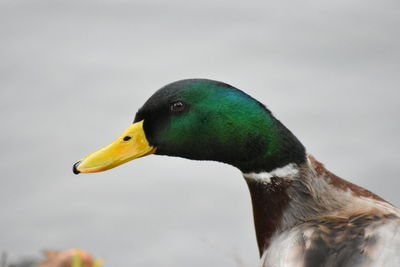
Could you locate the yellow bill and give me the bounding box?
[73,120,156,174]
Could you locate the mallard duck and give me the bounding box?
[73,79,400,267]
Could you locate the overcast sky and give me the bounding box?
[0,0,399,266]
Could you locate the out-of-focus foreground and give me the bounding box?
[3,249,102,267]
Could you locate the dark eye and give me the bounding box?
[171,101,185,112]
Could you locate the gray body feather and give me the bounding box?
[244,156,400,267]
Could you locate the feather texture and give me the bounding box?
[245,155,400,267]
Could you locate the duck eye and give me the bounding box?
[123,136,132,141]
[171,101,185,112]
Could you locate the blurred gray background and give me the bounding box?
[0,0,399,266]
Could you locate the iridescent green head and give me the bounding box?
[74,79,306,174]
[134,79,306,173]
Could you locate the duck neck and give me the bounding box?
[243,155,387,256]
[244,163,300,255]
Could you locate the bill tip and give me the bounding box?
[73,161,81,175]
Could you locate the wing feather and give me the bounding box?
[260,214,400,267]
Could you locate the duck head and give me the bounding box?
[73,79,306,174]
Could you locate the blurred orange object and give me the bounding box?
[38,249,102,267]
